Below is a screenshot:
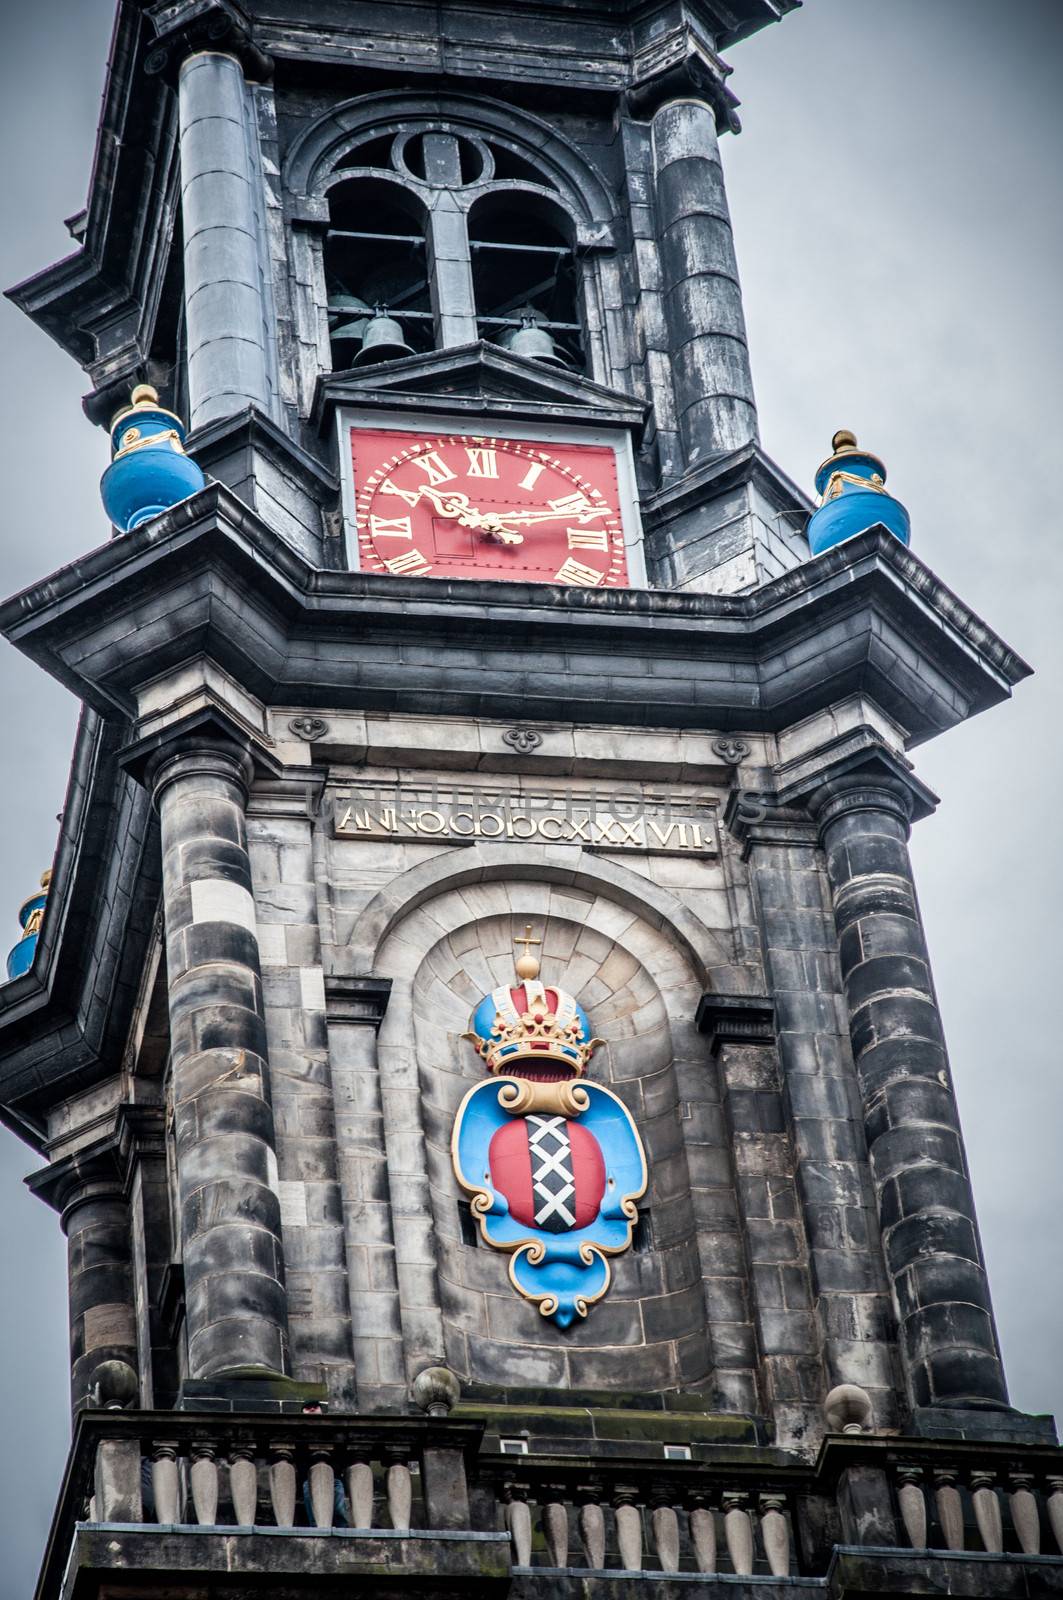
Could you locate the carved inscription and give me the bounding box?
[332,785,719,856]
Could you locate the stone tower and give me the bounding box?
[1,2,1060,1596]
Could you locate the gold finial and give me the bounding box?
[130,384,160,408]
[832,429,858,453]
[40,869,52,890]
[513,923,541,982]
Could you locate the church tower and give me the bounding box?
[2,3,1060,1596]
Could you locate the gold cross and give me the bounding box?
[514,924,541,959]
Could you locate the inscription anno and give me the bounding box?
[332,786,718,855]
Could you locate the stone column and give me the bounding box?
[810,771,1008,1410]
[178,50,277,428]
[651,98,757,468]
[150,738,289,1379]
[733,796,900,1430]
[66,1181,138,1416]
[29,1142,139,1416]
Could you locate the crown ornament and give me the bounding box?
[463,925,601,1081]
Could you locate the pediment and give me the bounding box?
[316,342,648,436]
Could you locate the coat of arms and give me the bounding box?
[451,928,647,1326]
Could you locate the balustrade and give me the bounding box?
[35,1413,1063,1600]
[484,1462,797,1576]
[887,1460,1063,1558]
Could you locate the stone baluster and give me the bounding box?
[970,1471,1002,1552]
[504,1485,533,1567]
[689,1495,717,1573]
[933,1468,964,1552]
[578,1489,606,1570]
[613,1485,643,1571]
[896,1468,927,1548]
[346,1453,375,1529]
[385,1448,413,1531]
[542,1497,570,1568]
[151,1441,181,1525]
[760,1494,790,1577]
[1008,1472,1040,1555]
[189,1443,219,1527]
[650,1495,681,1573]
[308,1445,336,1529]
[810,771,1008,1412]
[269,1442,297,1528]
[723,1492,754,1575]
[229,1445,258,1527]
[1046,1477,1063,1554]
[149,739,289,1382]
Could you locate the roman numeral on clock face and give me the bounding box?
[555,557,604,586]
[378,478,421,507]
[465,447,498,477]
[382,548,432,575]
[549,491,604,520]
[370,514,413,539]
[519,462,545,491]
[566,526,610,551]
[411,451,456,486]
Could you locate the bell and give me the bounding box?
[352,308,415,365]
[500,317,570,367]
[328,293,371,346]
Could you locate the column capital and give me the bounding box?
[723,786,819,858]
[144,1,272,85]
[25,1134,126,1231]
[695,993,775,1054]
[807,766,918,839]
[324,975,393,1033]
[795,752,937,842]
[145,734,255,811]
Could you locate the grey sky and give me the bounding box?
[0,0,1060,1588]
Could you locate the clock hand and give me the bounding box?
[398,483,525,544]
[487,502,612,529]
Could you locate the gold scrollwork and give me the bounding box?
[820,468,886,505]
[112,427,188,462]
[497,1077,590,1118]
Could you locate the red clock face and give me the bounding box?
[351,428,629,587]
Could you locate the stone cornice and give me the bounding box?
[0,490,1030,747]
[315,342,648,438]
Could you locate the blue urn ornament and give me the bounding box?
[100,384,206,533]
[805,429,910,557]
[5,870,50,982]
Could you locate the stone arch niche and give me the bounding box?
[372,864,726,1396]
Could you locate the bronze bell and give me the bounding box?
[352,308,416,365]
[329,293,372,346]
[500,316,570,367]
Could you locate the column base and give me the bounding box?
[909,1404,1057,1446]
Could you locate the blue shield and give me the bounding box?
[451,1078,646,1327]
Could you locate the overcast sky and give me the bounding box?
[0,0,1060,1588]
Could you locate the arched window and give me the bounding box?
[286,98,619,402]
[317,127,586,371]
[469,192,582,369]
[323,177,432,367]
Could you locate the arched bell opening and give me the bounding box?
[468,190,584,370]
[323,177,433,366]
